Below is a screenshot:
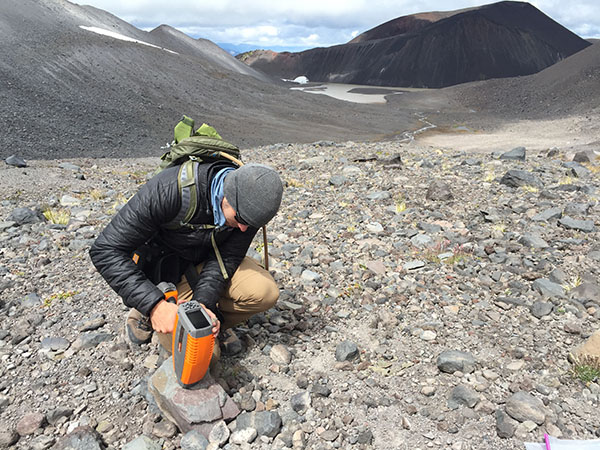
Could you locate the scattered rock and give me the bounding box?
[505,391,546,425]
[52,426,103,450]
[499,170,543,188]
[335,341,359,362]
[519,233,549,249]
[59,162,82,171]
[72,332,113,350]
[207,420,229,447]
[448,385,480,409]
[500,147,526,161]
[270,344,292,365]
[122,435,162,450]
[0,428,19,447]
[22,292,42,307]
[530,301,553,319]
[532,207,562,222]
[495,409,519,438]
[290,391,311,414]
[533,279,565,298]
[570,330,600,365]
[8,207,41,225]
[16,412,46,436]
[46,407,73,425]
[437,350,476,374]
[2,142,600,449]
[231,427,257,444]
[149,357,239,437]
[5,155,27,168]
[181,430,210,450]
[220,329,243,355]
[558,216,596,233]
[235,411,282,437]
[426,180,454,201]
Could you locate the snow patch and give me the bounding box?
[283,76,309,84]
[79,26,178,54]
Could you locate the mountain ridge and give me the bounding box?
[238,1,591,88]
[0,0,425,159]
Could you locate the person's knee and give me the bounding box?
[257,279,279,310]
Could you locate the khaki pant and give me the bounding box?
[157,256,278,352]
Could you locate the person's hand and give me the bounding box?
[200,304,220,337]
[149,299,178,334]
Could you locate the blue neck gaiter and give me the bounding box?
[211,167,235,226]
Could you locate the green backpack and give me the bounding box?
[157,116,270,277]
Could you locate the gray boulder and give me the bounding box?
[519,233,549,249]
[426,180,454,201]
[235,411,282,438]
[530,301,553,319]
[5,155,27,168]
[533,279,565,298]
[505,391,546,425]
[447,385,480,409]
[436,350,476,374]
[558,216,595,233]
[7,208,42,225]
[335,341,359,361]
[52,426,103,450]
[495,409,518,438]
[532,207,562,222]
[499,170,543,188]
[500,147,526,161]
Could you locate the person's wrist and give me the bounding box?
[150,298,166,318]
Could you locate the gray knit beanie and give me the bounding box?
[223,163,283,228]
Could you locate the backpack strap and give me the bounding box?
[164,160,230,280]
[163,159,198,230]
[165,155,270,278]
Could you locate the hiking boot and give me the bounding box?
[125,309,153,345]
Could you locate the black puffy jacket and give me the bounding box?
[89,162,258,317]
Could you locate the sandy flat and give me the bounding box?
[415,115,600,155]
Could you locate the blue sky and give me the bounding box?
[77,0,600,51]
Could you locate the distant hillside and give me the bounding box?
[217,42,312,56]
[238,1,591,88]
[448,41,600,117]
[0,0,421,159]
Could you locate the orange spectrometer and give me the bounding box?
[172,301,215,388]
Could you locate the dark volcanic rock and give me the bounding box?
[437,350,476,374]
[8,207,42,225]
[426,180,454,201]
[499,170,543,188]
[495,409,518,438]
[53,426,104,450]
[239,2,590,88]
[505,391,546,425]
[335,341,360,361]
[236,411,282,438]
[558,216,595,233]
[500,147,526,161]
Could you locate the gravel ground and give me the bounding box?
[1,134,599,449]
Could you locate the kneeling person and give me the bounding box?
[89,161,284,354]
